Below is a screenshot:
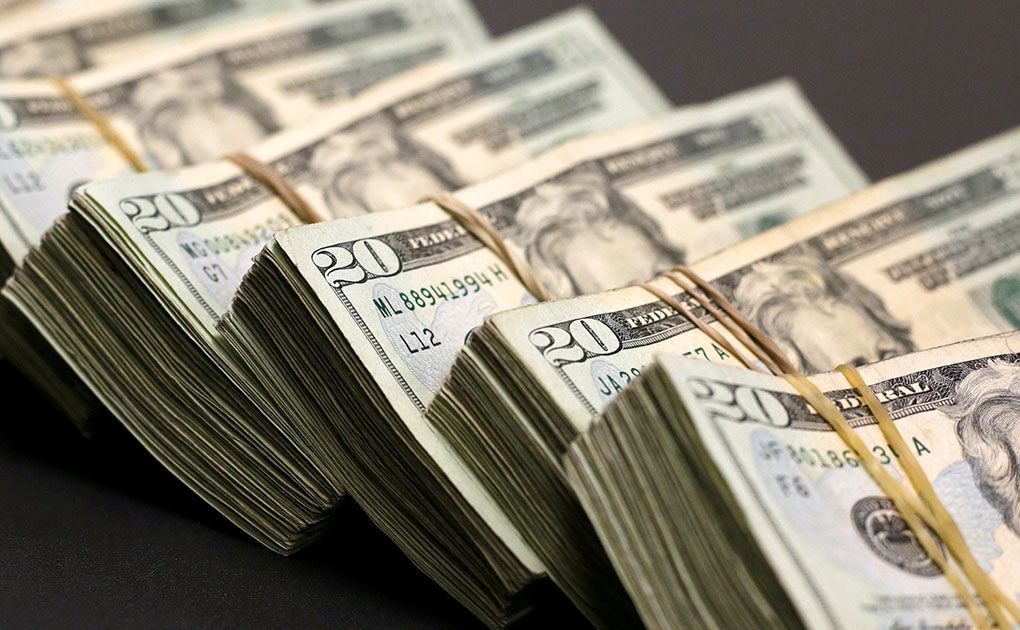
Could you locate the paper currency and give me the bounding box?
[0,0,351,79]
[207,79,862,626]
[426,123,1020,625]
[0,0,489,267]
[0,0,82,19]
[567,332,1020,628]
[0,0,486,432]
[4,10,668,625]
[0,0,30,16]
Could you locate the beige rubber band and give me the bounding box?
[53,77,148,172]
[640,281,758,371]
[226,152,327,225]
[663,269,778,374]
[672,265,796,374]
[424,192,555,302]
[636,268,784,374]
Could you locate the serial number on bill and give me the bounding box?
[374,264,510,318]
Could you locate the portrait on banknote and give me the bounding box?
[0,34,81,78]
[945,359,1020,534]
[131,59,280,167]
[309,115,465,217]
[515,169,684,296]
[733,254,915,372]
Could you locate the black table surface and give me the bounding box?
[3,2,1020,628]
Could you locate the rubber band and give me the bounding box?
[671,265,797,374]
[640,281,758,371]
[52,77,148,173]
[225,152,327,225]
[424,192,555,302]
[662,270,777,374]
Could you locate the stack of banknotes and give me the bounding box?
[1,1,1017,627]
[568,331,1020,628]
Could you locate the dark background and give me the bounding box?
[4,1,1020,628]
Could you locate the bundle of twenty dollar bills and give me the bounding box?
[568,332,1020,628]
[0,0,491,427]
[3,1,1019,628]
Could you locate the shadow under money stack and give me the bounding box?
[3,9,669,625]
[217,79,866,627]
[428,125,1020,624]
[568,333,1020,628]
